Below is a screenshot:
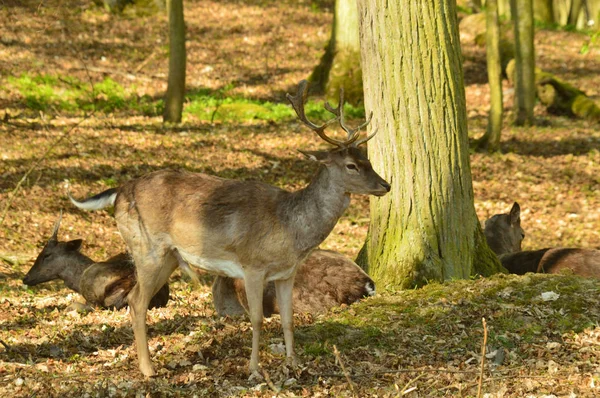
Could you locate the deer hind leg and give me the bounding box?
[243,269,266,373]
[274,275,296,366]
[127,250,177,377]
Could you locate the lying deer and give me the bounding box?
[69,80,390,377]
[484,202,600,277]
[23,214,170,310]
[212,249,375,317]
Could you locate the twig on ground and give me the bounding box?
[0,112,94,227]
[477,317,488,398]
[333,345,356,397]
[0,339,12,351]
[400,373,425,395]
[134,49,160,73]
[0,254,19,265]
[261,368,281,393]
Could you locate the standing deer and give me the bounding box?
[212,249,375,317]
[68,80,391,377]
[23,214,170,310]
[484,202,600,277]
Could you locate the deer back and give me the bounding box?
[538,248,600,278]
[498,249,550,275]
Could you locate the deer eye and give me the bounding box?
[346,163,358,171]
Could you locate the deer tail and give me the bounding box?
[68,187,118,211]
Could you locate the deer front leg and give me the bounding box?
[127,254,177,377]
[243,269,266,373]
[274,275,296,366]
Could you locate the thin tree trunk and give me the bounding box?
[534,0,555,24]
[478,0,504,151]
[163,0,186,123]
[511,0,536,126]
[568,0,585,25]
[310,0,362,105]
[355,0,503,289]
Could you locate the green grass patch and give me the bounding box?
[6,73,161,115]
[5,74,366,122]
[184,86,365,123]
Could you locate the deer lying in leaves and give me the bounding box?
[69,80,390,377]
[484,202,600,278]
[23,214,170,310]
[212,249,375,317]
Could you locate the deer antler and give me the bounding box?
[287,80,378,148]
[50,211,63,241]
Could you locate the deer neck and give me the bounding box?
[282,166,350,255]
[57,253,94,293]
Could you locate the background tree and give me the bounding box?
[534,0,555,24]
[310,0,362,106]
[510,0,536,126]
[163,0,186,123]
[355,0,503,288]
[477,0,504,151]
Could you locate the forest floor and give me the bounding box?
[1,0,600,396]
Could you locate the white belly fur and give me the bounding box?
[178,250,244,279]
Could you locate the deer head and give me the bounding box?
[484,202,525,256]
[23,213,84,286]
[287,80,391,197]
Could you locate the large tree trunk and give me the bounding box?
[510,0,535,126]
[310,0,362,106]
[478,0,504,152]
[163,0,186,123]
[355,0,503,289]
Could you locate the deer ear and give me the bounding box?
[65,239,83,252]
[509,202,521,226]
[298,149,332,164]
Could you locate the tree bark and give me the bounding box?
[163,0,186,123]
[510,0,536,126]
[310,0,362,106]
[478,0,504,152]
[534,0,554,24]
[355,0,504,289]
[568,0,585,26]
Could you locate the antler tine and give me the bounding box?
[50,211,63,241]
[287,80,348,147]
[325,87,361,145]
[352,113,377,147]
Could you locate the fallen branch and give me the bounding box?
[69,65,155,82]
[0,113,94,227]
[333,345,356,397]
[477,317,488,398]
[134,49,160,73]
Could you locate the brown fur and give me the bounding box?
[212,249,375,317]
[485,203,600,278]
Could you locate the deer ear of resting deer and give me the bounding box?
[484,202,600,278]
[23,214,169,310]
[212,249,375,317]
[68,80,390,377]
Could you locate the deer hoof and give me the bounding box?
[248,370,264,383]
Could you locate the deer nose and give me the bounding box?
[380,181,391,192]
